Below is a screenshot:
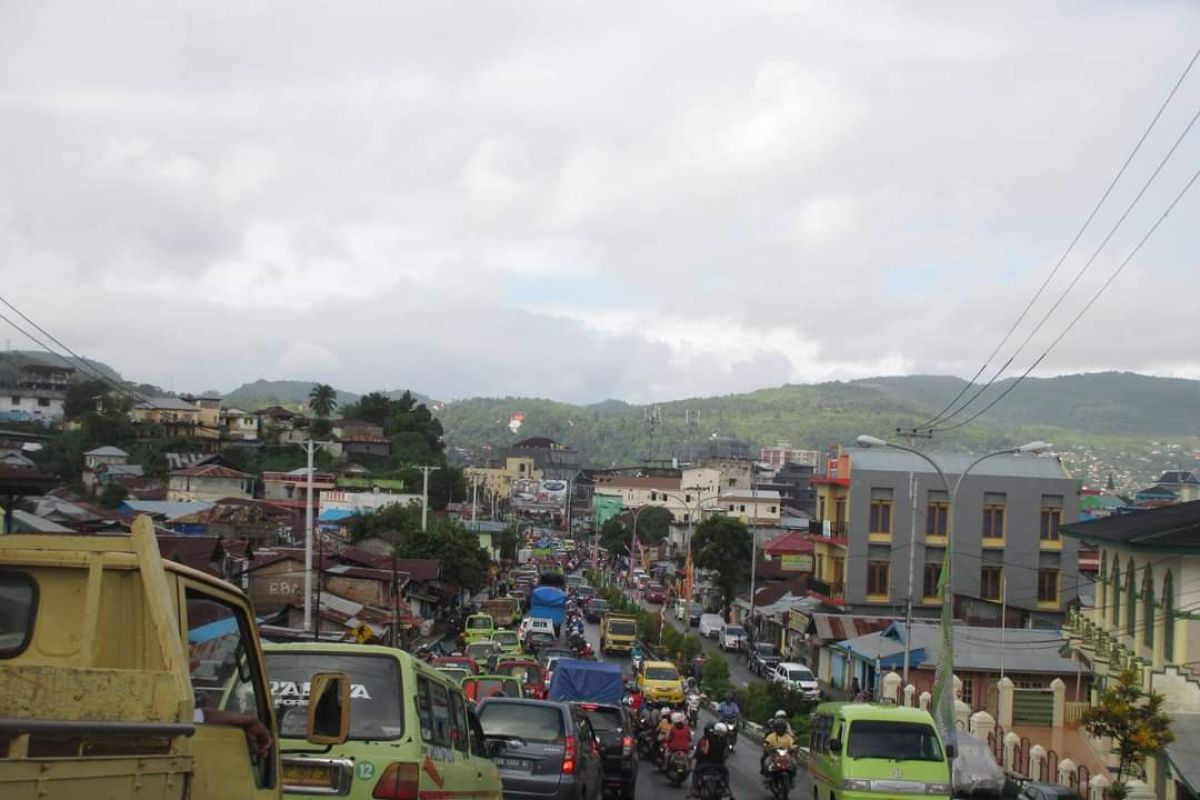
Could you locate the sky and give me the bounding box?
[2,1,1199,404]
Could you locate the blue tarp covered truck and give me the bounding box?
[529,584,566,632]
[547,660,625,704]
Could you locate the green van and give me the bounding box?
[808,703,952,800]
[265,642,503,800]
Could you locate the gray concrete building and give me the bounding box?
[812,446,1080,625]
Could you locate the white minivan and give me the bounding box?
[698,613,725,640]
[719,623,747,652]
[773,661,821,699]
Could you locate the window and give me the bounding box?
[869,488,893,535]
[923,562,942,598]
[982,495,1006,539]
[1163,571,1175,662]
[37,397,50,407]
[685,494,692,503]
[1125,559,1135,636]
[739,504,746,512]
[1038,569,1059,604]
[770,506,777,514]
[866,561,889,596]
[980,566,1002,601]
[809,714,833,754]
[416,676,452,746]
[1141,568,1154,650]
[0,571,37,658]
[728,478,736,488]
[926,498,949,536]
[267,652,404,740]
[1039,507,1062,541]
[960,678,974,706]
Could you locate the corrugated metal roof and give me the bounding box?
[835,622,1076,674]
[122,500,215,521]
[84,446,129,457]
[135,397,198,412]
[846,447,1072,480]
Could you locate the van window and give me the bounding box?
[267,652,404,740]
[608,620,635,636]
[478,702,565,742]
[0,572,36,658]
[449,691,470,753]
[810,713,832,754]
[467,706,488,757]
[467,617,492,630]
[847,720,943,761]
[185,589,266,722]
[418,677,454,746]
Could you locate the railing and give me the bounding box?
[1064,701,1090,724]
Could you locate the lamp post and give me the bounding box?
[854,435,1052,750]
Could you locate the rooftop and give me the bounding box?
[845,446,1072,481]
[134,396,198,412]
[835,621,1076,674]
[171,463,254,480]
[84,446,129,458]
[1061,499,1200,550]
[594,475,681,491]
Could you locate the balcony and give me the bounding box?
[808,577,846,604]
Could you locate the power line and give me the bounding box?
[931,158,1200,433]
[916,45,1200,432]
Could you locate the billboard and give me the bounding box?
[780,553,814,572]
[511,478,568,510]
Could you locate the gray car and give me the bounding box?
[478,698,603,800]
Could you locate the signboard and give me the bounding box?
[511,478,568,510]
[780,554,813,572]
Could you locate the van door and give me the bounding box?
[180,582,278,799]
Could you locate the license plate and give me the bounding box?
[495,757,533,771]
[283,763,338,788]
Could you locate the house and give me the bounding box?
[465,457,543,500]
[808,445,1080,623]
[508,436,580,481]
[0,359,74,422]
[829,621,1084,713]
[179,394,222,437]
[262,468,337,515]
[338,547,448,621]
[83,446,130,471]
[119,499,214,532]
[222,408,260,441]
[319,489,422,519]
[796,613,901,686]
[83,462,146,492]
[1063,500,1200,798]
[338,430,391,459]
[167,463,254,502]
[130,397,201,437]
[762,530,815,573]
[256,406,302,435]
[760,442,820,469]
[1151,470,1200,503]
[719,488,782,526]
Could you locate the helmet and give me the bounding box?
[662,705,672,714]
[712,722,729,735]
[774,710,787,719]
[671,712,685,725]
[771,718,787,734]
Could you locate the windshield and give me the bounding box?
[479,702,565,743]
[437,668,469,682]
[590,600,609,610]
[609,620,636,635]
[579,707,624,733]
[724,626,746,636]
[468,678,518,698]
[496,663,542,682]
[467,643,497,657]
[268,652,403,740]
[847,720,944,761]
[494,631,519,645]
[756,644,779,656]
[788,669,814,682]
[468,617,493,630]
[645,666,679,681]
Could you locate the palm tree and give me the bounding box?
[308,383,337,418]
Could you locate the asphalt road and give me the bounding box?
[580,610,810,800]
[639,597,763,690]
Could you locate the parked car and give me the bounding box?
[772,661,821,699]
[478,698,604,800]
[719,623,747,652]
[748,642,782,676]
[1018,784,1084,800]
[686,603,704,627]
[698,613,725,639]
[643,583,667,604]
[572,702,638,800]
[584,598,610,623]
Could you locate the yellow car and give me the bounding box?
[639,660,685,705]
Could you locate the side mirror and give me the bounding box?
[827,738,841,755]
[945,743,957,760]
[306,672,351,745]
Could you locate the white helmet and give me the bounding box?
[671,712,685,724]
[662,705,672,714]
[712,722,729,734]
[774,710,787,719]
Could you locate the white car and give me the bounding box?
[773,662,821,700]
[698,614,725,639]
[518,617,555,643]
[719,623,747,652]
[674,599,691,621]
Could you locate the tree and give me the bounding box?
[598,518,631,557]
[396,518,491,595]
[1082,669,1174,794]
[637,506,673,545]
[98,482,129,509]
[690,515,753,612]
[64,379,111,420]
[308,384,337,419]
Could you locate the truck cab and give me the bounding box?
[599,613,638,655]
[0,517,347,799]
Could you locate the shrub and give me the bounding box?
[702,652,732,696]
[736,680,817,726]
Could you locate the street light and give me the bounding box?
[854,434,1052,750]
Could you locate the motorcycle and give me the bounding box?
[635,721,658,760]
[685,692,703,728]
[665,749,691,787]
[692,766,730,800]
[763,748,796,800]
[719,713,738,753]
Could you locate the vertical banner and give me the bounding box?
[931,548,957,752]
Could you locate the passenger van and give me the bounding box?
[265,642,504,800]
[808,703,952,800]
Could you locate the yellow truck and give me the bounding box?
[0,516,347,799]
[599,612,638,655]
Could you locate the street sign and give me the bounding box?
[353,622,372,644]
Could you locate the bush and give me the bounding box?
[702,652,732,696]
[679,635,704,664]
[736,680,818,727]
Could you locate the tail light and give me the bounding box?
[622,735,633,756]
[562,736,577,775]
[373,762,420,800]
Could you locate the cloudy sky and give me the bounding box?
[2,1,1199,403]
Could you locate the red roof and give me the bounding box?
[171,463,253,480]
[340,546,440,581]
[762,531,814,556]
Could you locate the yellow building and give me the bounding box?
[809,450,851,603]
[1063,501,1200,799]
[464,457,541,499]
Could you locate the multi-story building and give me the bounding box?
[464,457,542,499]
[167,463,254,502]
[262,468,338,514]
[760,442,820,470]
[1062,501,1200,799]
[1,361,74,422]
[592,467,725,524]
[808,446,1080,622]
[719,488,782,526]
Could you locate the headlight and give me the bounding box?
[925,783,951,794]
[841,779,871,790]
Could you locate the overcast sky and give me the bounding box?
[2,1,1199,403]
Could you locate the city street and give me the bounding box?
[579,604,811,800]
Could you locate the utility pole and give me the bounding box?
[748,522,758,631]
[417,465,440,532]
[898,429,932,687]
[301,439,330,634]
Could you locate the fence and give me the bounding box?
[1064,700,1090,723]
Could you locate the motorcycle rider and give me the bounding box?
[655,704,674,757]
[716,692,740,735]
[771,709,794,736]
[685,680,703,727]
[662,711,692,771]
[760,718,797,779]
[689,721,731,798]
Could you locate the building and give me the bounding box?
[83,446,130,471]
[1,361,73,422]
[221,408,260,441]
[262,468,338,514]
[318,489,422,525]
[808,446,1080,622]
[179,394,222,436]
[508,437,580,481]
[1063,501,1200,798]
[130,397,202,437]
[167,463,254,502]
[760,442,820,470]
[465,457,543,500]
[719,488,782,526]
[1148,470,1200,503]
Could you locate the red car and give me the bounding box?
[492,659,547,699]
[431,655,479,675]
[644,583,667,604]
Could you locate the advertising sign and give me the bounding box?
[511,478,568,510]
[780,553,813,572]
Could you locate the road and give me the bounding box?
[639,597,762,690]
[579,606,810,800]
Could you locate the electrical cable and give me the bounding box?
[918,46,1200,431]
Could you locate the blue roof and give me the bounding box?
[318,509,356,522]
